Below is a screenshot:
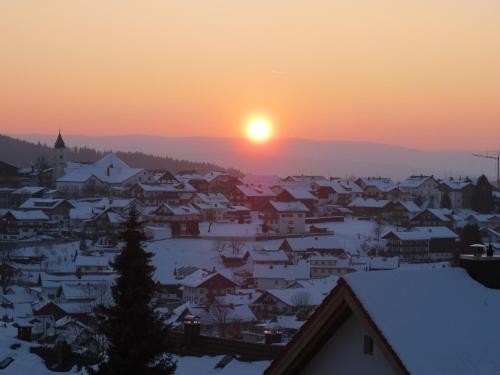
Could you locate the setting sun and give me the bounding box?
[247,118,272,142]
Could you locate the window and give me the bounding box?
[363,335,374,355]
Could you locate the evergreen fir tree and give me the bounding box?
[91,206,176,375]
[471,175,494,213]
[440,191,452,209]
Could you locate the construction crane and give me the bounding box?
[472,152,500,188]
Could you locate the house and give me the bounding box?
[276,187,318,215]
[85,207,125,237]
[265,268,500,375]
[74,255,111,274]
[308,255,353,278]
[262,201,308,234]
[241,174,281,189]
[0,210,50,240]
[55,316,98,354]
[439,177,474,209]
[348,198,390,217]
[380,200,421,226]
[252,262,310,290]
[382,226,458,261]
[131,181,196,205]
[171,301,257,337]
[228,185,276,211]
[410,208,453,228]
[204,172,241,195]
[176,173,210,194]
[350,256,400,271]
[248,249,291,273]
[225,205,252,223]
[279,236,345,263]
[0,161,30,188]
[10,186,46,207]
[142,204,201,236]
[181,270,238,304]
[191,193,230,222]
[355,177,401,201]
[57,153,153,195]
[398,175,440,208]
[19,198,74,228]
[329,180,363,206]
[251,288,325,320]
[0,187,15,208]
[464,213,500,230]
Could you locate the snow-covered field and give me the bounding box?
[307,217,394,254]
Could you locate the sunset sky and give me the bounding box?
[1,0,500,150]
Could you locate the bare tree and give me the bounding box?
[292,290,312,321]
[229,238,245,256]
[214,240,229,257]
[291,290,311,308]
[206,209,217,233]
[372,221,385,241]
[211,299,231,338]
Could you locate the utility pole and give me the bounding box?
[472,152,500,188]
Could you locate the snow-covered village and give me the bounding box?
[3,2,500,374]
[0,132,499,374]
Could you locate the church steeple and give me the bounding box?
[53,130,67,184]
[54,130,66,149]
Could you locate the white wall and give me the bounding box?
[300,315,397,375]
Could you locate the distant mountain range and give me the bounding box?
[0,134,240,175]
[6,133,497,180]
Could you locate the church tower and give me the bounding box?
[53,130,67,183]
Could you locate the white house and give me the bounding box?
[57,153,153,195]
[266,268,500,375]
[262,201,309,234]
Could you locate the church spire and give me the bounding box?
[54,129,66,149]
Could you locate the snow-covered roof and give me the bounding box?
[267,201,309,213]
[348,198,390,208]
[193,193,229,205]
[135,182,195,192]
[344,268,500,375]
[11,186,45,195]
[74,255,110,268]
[350,256,400,270]
[181,270,236,288]
[235,185,276,197]
[241,174,281,188]
[253,262,310,280]
[399,175,434,188]
[19,198,72,210]
[329,179,363,194]
[58,153,144,184]
[262,288,326,307]
[282,236,343,251]
[416,208,453,222]
[3,209,49,221]
[358,177,397,192]
[383,226,458,240]
[440,177,474,191]
[249,249,289,263]
[281,187,318,200]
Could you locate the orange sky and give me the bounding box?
[1,0,500,150]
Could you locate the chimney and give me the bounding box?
[183,315,201,346]
[264,323,282,345]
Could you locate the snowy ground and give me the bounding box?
[306,217,395,254]
[0,325,85,375]
[0,323,268,375]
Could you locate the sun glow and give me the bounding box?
[246,118,272,142]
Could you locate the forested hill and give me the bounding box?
[0,134,241,175]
